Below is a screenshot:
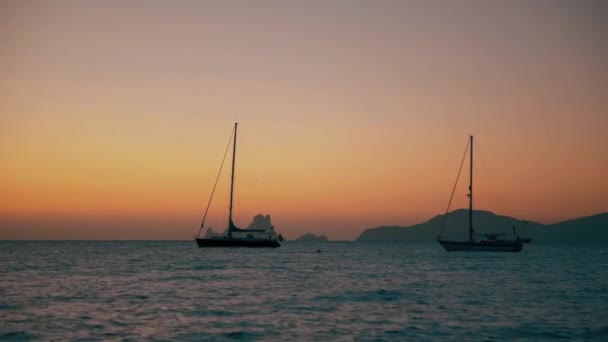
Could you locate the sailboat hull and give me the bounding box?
[195,238,280,248]
[438,240,522,252]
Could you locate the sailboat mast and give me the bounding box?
[469,135,474,241]
[228,122,238,238]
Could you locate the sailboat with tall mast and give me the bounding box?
[437,136,523,252]
[195,123,281,248]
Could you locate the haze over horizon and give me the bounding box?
[1,0,607,240]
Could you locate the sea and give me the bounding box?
[1,241,607,341]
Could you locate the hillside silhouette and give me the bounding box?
[356,209,608,244]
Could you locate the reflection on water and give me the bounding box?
[1,241,607,340]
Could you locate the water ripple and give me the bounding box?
[1,241,607,340]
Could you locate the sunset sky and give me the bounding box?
[1,0,606,240]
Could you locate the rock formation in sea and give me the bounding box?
[295,233,328,242]
[248,214,274,231]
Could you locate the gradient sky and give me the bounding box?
[1,0,606,240]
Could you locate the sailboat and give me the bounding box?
[194,123,281,248]
[437,136,523,252]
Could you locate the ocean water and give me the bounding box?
[1,241,607,341]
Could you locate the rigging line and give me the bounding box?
[196,127,235,238]
[438,138,470,238]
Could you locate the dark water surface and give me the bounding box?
[1,241,607,340]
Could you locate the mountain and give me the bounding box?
[356,209,607,244]
[295,233,329,242]
[356,209,539,242]
[528,212,608,244]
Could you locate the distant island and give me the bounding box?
[248,214,274,230]
[356,209,608,244]
[295,233,328,242]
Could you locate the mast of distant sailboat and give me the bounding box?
[468,135,474,242]
[228,123,238,239]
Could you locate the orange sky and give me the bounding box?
[1,0,607,240]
